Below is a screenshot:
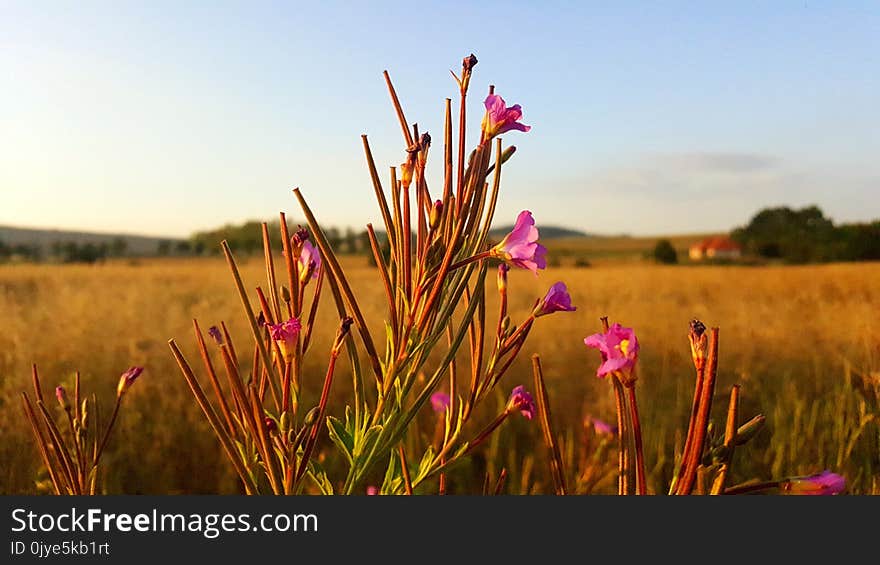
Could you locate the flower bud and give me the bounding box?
[267,318,301,363]
[55,386,70,411]
[460,53,478,93]
[688,319,708,371]
[734,414,766,446]
[116,366,144,398]
[400,160,414,189]
[501,145,517,164]
[506,385,536,420]
[429,200,443,230]
[497,263,510,294]
[264,417,277,433]
[303,406,320,427]
[208,325,224,345]
[80,399,89,429]
[781,470,845,495]
[292,227,309,246]
[463,53,478,72]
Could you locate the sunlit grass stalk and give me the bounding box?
[301,266,325,354]
[442,97,453,208]
[710,385,740,495]
[533,354,568,495]
[383,70,414,147]
[293,319,351,489]
[611,375,631,495]
[671,363,705,494]
[192,320,236,436]
[362,135,397,253]
[625,383,647,495]
[367,223,398,344]
[293,187,383,385]
[261,223,282,323]
[169,339,258,494]
[398,444,413,495]
[222,240,284,404]
[21,393,65,494]
[279,212,298,317]
[677,327,720,495]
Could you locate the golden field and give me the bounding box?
[1,256,878,494]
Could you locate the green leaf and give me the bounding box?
[306,459,334,495]
[354,425,383,458]
[327,416,354,465]
[415,446,435,482]
[380,449,402,495]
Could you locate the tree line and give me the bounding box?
[188,220,373,256]
[0,238,130,264]
[731,205,880,264]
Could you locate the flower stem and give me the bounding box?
[723,480,780,495]
[465,410,510,456]
[677,327,719,495]
[398,444,413,495]
[93,397,121,470]
[448,251,491,272]
[626,384,647,495]
[610,375,631,495]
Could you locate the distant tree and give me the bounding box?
[731,205,836,263]
[110,237,128,257]
[343,227,357,254]
[175,240,192,255]
[836,221,880,261]
[79,243,105,264]
[157,240,172,256]
[652,239,678,264]
[325,227,341,250]
[50,241,64,260]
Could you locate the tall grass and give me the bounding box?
[2,259,877,493]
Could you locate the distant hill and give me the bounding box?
[488,225,592,240]
[0,225,185,257]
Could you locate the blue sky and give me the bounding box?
[1,1,878,237]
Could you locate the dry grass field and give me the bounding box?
[1,256,878,494]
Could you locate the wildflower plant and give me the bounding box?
[168,54,570,494]
[163,53,846,497]
[575,317,846,495]
[20,365,143,494]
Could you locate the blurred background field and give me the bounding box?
[2,250,878,495]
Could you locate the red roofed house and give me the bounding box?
[688,236,742,261]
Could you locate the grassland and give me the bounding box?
[1,254,878,494]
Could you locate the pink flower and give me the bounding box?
[430,392,451,413]
[366,486,378,496]
[584,323,639,378]
[299,240,321,281]
[266,317,302,362]
[589,417,618,436]
[207,325,224,345]
[782,471,846,495]
[507,385,536,420]
[55,386,69,410]
[537,282,576,316]
[116,366,144,397]
[482,94,531,139]
[490,211,548,274]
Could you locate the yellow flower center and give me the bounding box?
[617,339,631,357]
